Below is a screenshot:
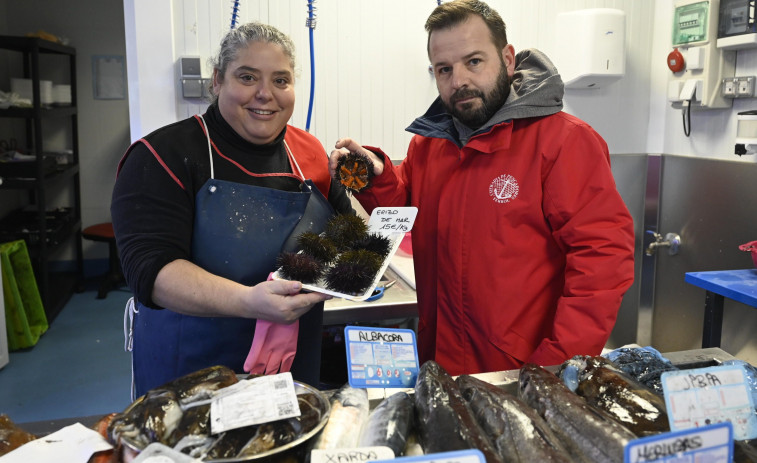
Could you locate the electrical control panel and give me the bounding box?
[668,0,737,109]
[717,0,757,49]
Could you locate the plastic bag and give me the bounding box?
[1,240,47,350]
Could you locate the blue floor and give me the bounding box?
[0,286,133,425]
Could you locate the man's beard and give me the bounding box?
[443,64,511,130]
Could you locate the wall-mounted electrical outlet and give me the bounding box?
[737,76,755,97]
[722,78,737,98]
[722,76,756,98]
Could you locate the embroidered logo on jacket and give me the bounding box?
[489,174,519,204]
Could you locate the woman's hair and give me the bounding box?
[208,22,296,103]
[424,0,507,56]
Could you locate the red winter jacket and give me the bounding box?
[356,111,635,375]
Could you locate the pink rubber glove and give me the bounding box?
[243,272,300,375]
[243,319,299,374]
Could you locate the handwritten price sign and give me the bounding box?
[367,207,418,235]
[661,364,757,440]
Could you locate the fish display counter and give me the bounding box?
[4,347,756,462]
[363,346,739,406]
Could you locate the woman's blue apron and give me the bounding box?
[128,116,334,398]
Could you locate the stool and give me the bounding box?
[81,222,125,299]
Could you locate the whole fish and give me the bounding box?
[358,391,414,457]
[456,374,572,463]
[108,387,183,449]
[108,365,238,449]
[312,383,369,449]
[414,361,503,463]
[519,363,637,463]
[560,355,670,437]
[202,392,325,459]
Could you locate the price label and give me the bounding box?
[311,446,395,463]
[210,372,300,434]
[373,449,485,463]
[367,207,418,235]
[661,364,757,440]
[624,422,733,463]
[345,326,420,389]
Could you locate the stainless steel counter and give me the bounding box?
[323,267,418,325]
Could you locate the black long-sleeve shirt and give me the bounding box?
[111,104,352,308]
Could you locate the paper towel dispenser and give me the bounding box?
[735,110,757,155]
[554,8,626,89]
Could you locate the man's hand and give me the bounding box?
[329,138,385,179]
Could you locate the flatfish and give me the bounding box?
[560,355,670,437]
[312,383,369,449]
[414,360,503,462]
[358,391,414,457]
[456,374,571,463]
[519,363,637,463]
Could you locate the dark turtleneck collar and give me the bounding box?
[204,103,287,156]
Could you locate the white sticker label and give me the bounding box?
[210,372,300,434]
[367,207,418,235]
[311,446,395,463]
[661,364,757,440]
[372,449,486,463]
[624,422,733,462]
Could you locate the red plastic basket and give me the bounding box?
[739,241,757,268]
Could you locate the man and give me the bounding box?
[329,0,634,375]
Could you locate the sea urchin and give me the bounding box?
[324,249,383,295]
[336,151,374,194]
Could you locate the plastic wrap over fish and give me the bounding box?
[602,346,678,394]
[312,383,369,450]
[723,359,757,408]
[358,391,414,457]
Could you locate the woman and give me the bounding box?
[111,22,353,398]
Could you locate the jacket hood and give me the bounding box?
[407,48,564,146]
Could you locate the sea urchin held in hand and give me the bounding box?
[336,151,374,193]
[297,232,338,263]
[324,249,383,295]
[324,214,369,250]
[277,252,324,284]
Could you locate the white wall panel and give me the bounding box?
[126,0,756,164]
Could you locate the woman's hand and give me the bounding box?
[246,279,331,324]
[329,138,385,178]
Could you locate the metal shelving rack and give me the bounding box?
[0,36,83,323]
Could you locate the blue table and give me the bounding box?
[685,269,757,348]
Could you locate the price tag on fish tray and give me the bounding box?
[624,422,733,463]
[210,372,300,434]
[373,449,486,463]
[661,363,757,440]
[344,326,420,388]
